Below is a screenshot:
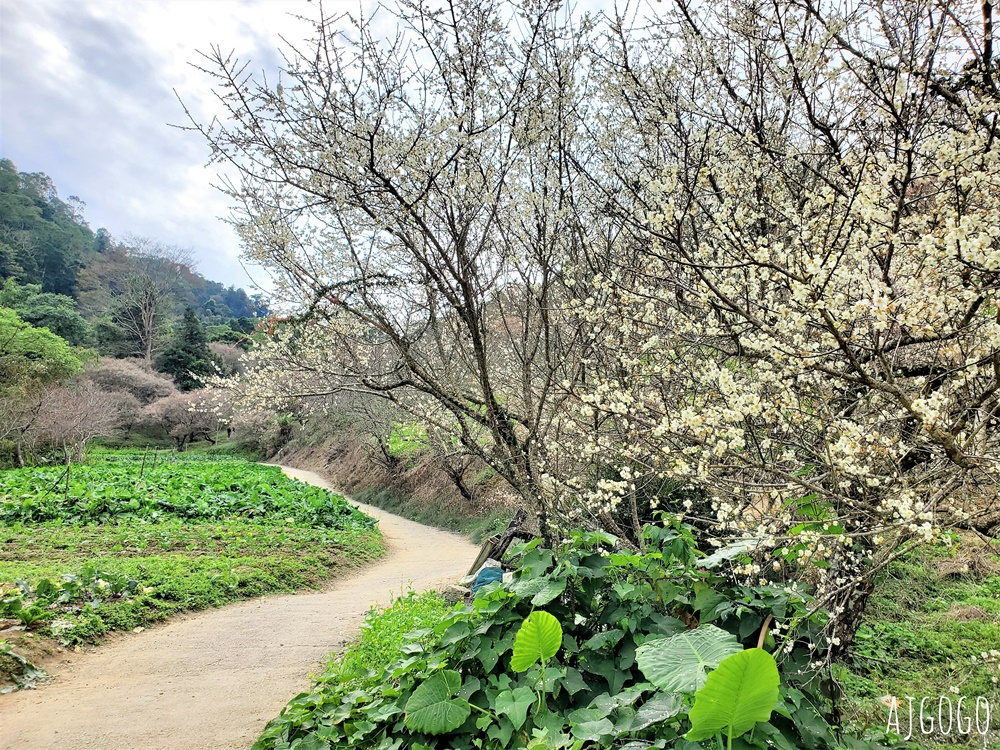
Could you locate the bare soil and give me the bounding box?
[0,467,478,750]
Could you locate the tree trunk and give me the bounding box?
[828,578,876,662]
[452,474,475,504]
[442,463,475,504]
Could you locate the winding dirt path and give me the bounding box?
[0,467,478,750]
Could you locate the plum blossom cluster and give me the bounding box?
[546,0,1000,650]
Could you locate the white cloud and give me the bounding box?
[0,0,335,290]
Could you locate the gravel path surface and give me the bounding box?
[0,466,478,750]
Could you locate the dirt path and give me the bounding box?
[0,467,478,750]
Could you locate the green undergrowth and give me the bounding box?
[0,452,382,678]
[0,520,382,644]
[255,522,905,750]
[91,433,176,451]
[334,590,452,678]
[0,638,46,691]
[387,423,429,458]
[353,486,511,544]
[841,534,1000,748]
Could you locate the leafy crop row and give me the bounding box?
[0,455,375,530]
[0,453,382,659]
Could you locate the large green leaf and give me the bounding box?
[511,577,550,599]
[531,578,567,606]
[571,718,615,742]
[511,611,562,671]
[404,670,471,734]
[686,648,780,742]
[495,686,535,730]
[635,625,741,694]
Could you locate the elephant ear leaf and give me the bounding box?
[686,648,780,742]
[635,624,741,694]
[510,610,562,672]
[404,670,471,734]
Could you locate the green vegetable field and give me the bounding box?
[0,452,381,686]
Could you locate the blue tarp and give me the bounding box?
[471,566,504,593]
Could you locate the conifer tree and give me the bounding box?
[156,307,217,390]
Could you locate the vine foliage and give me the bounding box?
[255,524,903,749]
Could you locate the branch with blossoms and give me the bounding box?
[548,0,1000,655]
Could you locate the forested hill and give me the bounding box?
[0,157,271,466]
[0,158,266,333]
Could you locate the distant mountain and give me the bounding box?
[0,159,268,325]
[0,158,95,298]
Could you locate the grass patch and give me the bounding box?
[0,452,382,685]
[334,590,452,679]
[386,422,428,458]
[90,433,175,451]
[841,534,1000,748]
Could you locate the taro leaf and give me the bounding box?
[630,692,686,731]
[531,578,567,606]
[685,648,780,742]
[495,685,536,730]
[404,670,471,734]
[635,625,741,694]
[511,611,562,672]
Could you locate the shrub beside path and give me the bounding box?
[0,466,479,750]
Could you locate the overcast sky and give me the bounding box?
[0,0,354,292]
